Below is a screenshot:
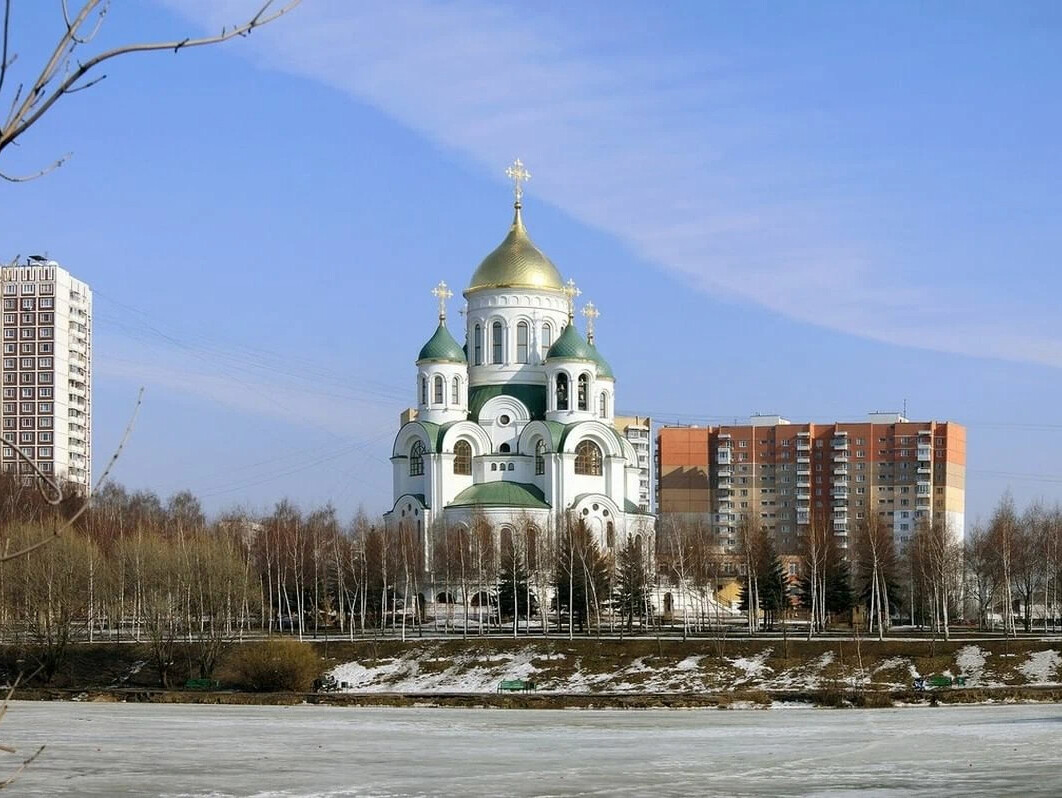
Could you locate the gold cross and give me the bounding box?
[505,158,531,205]
[431,280,453,320]
[582,301,599,342]
[562,278,581,321]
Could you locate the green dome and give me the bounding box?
[546,323,596,362]
[467,206,564,293]
[589,341,614,380]
[417,323,466,364]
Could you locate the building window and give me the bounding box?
[574,440,602,475]
[516,321,529,363]
[542,322,553,351]
[409,441,425,476]
[433,375,444,404]
[492,321,503,364]
[474,324,482,365]
[451,376,460,405]
[453,440,472,475]
[599,392,607,418]
[535,440,545,475]
[420,377,427,405]
[577,373,589,411]
[606,521,615,549]
[556,373,569,410]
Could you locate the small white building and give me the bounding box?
[386,164,654,561]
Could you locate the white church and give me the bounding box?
[386,161,654,556]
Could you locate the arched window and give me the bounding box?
[574,440,602,475]
[499,442,511,453]
[606,521,615,549]
[535,440,545,475]
[500,527,515,558]
[516,321,529,363]
[577,373,589,411]
[420,377,427,405]
[556,373,569,410]
[492,321,504,364]
[599,392,607,418]
[474,324,482,365]
[433,375,444,404]
[542,322,553,350]
[409,440,425,476]
[453,440,471,475]
[452,376,460,405]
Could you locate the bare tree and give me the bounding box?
[0,1,302,180]
[989,494,1019,636]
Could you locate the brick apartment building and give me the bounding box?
[657,413,966,557]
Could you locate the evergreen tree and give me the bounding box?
[553,520,611,633]
[823,557,854,615]
[797,551,854,617]
[613,536,650,632]
[497,548,538,621]
[739,529,789,630]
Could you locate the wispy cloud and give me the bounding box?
[163,0,1062,368]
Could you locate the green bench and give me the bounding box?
[914,675,967,690]
[498,679,536,693]
[184,678,220,690]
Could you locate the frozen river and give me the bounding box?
[4,701,1062,796]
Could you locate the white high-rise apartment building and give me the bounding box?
[1,256,92,490]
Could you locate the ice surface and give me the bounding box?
[6,701,1062,796]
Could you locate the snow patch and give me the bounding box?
[728,650,772,685]
[956,646,987,685]
[1019,650,1061,685]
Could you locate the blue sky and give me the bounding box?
[3,1,1062,524]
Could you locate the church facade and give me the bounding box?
[386,161,654,562]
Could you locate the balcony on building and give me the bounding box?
[917,446,932,461]
[833,453,849,463]
[796,440,812,452]
[833,518,848,530]
[917,465,931,475]
[833,464,848,475]
[796,455,811,464]
[832,436,849,450]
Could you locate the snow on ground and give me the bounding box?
[326,643,1062,694]
[676,655,703,671]
[1019,649,1061,685]
[956,645,987,685]
[764,651,835,691]
[728,650,772,685]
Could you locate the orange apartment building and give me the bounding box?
[657,413,966,557]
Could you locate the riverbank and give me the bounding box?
[2,636,1061,709]
[11,683,1062,710]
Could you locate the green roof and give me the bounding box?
[589,341,614,379]
[449,481,550,509]
[468,383,546,421]
[624,498,653,516]
[396,420,456,454]
[417,323,466,364]
[546,323,596,362]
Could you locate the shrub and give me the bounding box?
[227,640,321,692]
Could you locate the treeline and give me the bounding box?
[0,476,660,684]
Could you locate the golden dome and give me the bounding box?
[466,205,564,293]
